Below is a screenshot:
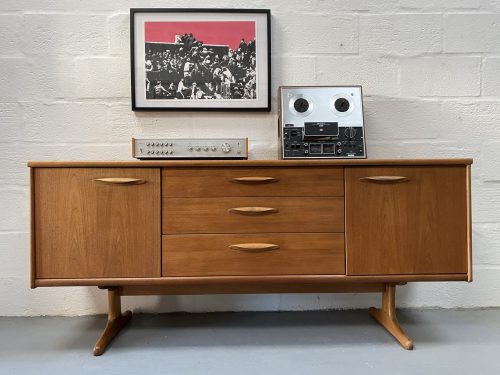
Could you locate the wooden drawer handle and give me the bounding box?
[360,176,410,184]
[229,243,280,252]
[94,178,146,185]
[230,177,279,184]
[228,207,279,215]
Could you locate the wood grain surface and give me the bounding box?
[162,167,344,197]
[345,166,468,275]
[28,158,473,168]
[162,233,345,276]
[162,196,344,234]
[34,273,468,288]
[34,168,161,278]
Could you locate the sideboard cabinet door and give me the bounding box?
[34,168,161,279]
[345,166,469,276]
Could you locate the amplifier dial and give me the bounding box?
[221,143,231,153]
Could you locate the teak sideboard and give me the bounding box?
[28,159,472,355]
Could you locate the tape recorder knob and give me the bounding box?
[344,127,356,139]
[334,98,350,112]
[294,98,309,113]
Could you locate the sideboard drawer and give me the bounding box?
[162,197,344,234]
[162,233,345,276]
[162,167,344,197]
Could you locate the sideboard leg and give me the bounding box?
[369,284,414,350]
[93,287,132,356]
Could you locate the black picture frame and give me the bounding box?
[130,8,271,112]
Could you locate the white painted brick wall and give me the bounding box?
[21,14,109,56]
[316,57,400,96]
[359,14,442,56]
[482,58,500,96]
[75,57,130,98]
[444,13,500,52]
[1,0,500,316]
[363,99,443,140]
[400,57,481,96]
[276,14,358,55]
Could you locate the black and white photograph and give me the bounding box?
[131,9,271,111]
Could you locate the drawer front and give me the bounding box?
[345,166,469,275]
[162,167,344,197]
[163,233,345,276]
[163,197,344,234]
[34,168,161,279]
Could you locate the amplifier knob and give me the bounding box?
[203,146,209,151]
[211,146,217,151]
[169,142,173,146]
[188,146,193,151]
[146,142,151,146]
[195,146,201,151]
[221,143,231,153]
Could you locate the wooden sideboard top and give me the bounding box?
[27,158,473,168]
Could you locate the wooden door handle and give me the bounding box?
[229,243,280,252]
[359,176,410,184]
[228,207,279,215]
[229,177,279,184]
[94,178,146,185]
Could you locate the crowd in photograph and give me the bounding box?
[145,33,257,100]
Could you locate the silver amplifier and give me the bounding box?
[279,86,366,159]
[132,138,248,159]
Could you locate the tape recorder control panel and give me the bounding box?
[279,86,366,159]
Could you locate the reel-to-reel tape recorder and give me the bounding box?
[278,86,366,159]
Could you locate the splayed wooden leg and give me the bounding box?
[93,287,132,356]
[369,284,413,350]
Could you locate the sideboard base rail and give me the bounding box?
[33,273,468,289]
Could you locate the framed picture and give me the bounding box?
[130,8,271,111]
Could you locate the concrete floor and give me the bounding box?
[1,309,499,374]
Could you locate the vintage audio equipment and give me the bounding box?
[132,138,248,160]
[279,86,366,159]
